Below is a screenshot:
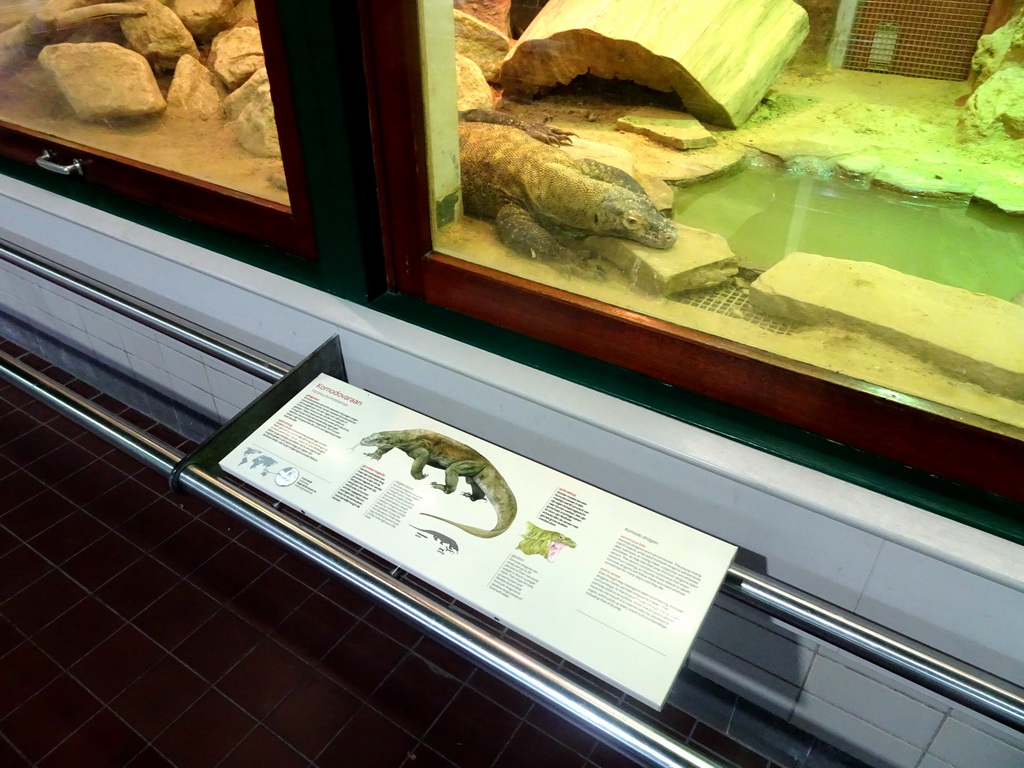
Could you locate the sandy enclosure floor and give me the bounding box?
[0,62,288,206]
[437,66,1024,435]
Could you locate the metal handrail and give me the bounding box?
[0,349,719,768]
[2,239,1023,744]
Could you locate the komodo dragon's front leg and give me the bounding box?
[495,203,606,279]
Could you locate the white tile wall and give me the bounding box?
[928,716,1024,768]
[858,543,1024,685]
[1,178,1023,768]
[791,692,924,768]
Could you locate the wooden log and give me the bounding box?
[500,0,808,128]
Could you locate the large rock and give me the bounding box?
[456,54,494,111]
[223,68,279,157]
[958,66,1024,142]
[171,0,234,42]
[120,0,199,71]
[585,222,737,295]
[209,25,264,90]
[971,9,1024,88]
[38,42,165,122]
[454,9,509,83]
[454,0,511,37]
[749,252,1024,400]
[501,0,808,128]
[167,54,222,120]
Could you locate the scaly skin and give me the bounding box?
[458,112,677,273]
[361,429,517,538]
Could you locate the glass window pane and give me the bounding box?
[425,0,1024,441]
[0,0,288,206]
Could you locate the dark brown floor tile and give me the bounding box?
[319,621,406,699]
[125,746,176,767]
[37,708,146,768]
[134,580,220,649]
[275,548,329,589]
[467,668,534,718]
[236,526,288,563]
[2,488,73,540]
[317,705,417,768]
[527,702,599,756]
[120,408,157,432]
[691,722,770,768]
[84,479,163,529]
[65,378,101,400]
[39,366,75,385]
[20,398,60,424]
[61,531,143,591]
[69,430,117,462]
[0,546,51,603]
[588,741,649,768]
[148,519,229,577]
[399,744,457,768]
[100,446,148,476]
[33,596,125,667]
[189,542,274,604]
[148,423,186,449]
[52,462,126,508]
[218,638,310,718]
[0,453,17,482]
[367,653,461,738]
[493,723,590,768]
[271,590,360,663]
[27,508,108,565]
[0,734,31,767]
[134,465,168,491]
[0,673,98,763]
[0,383,34,409]
[153,690,256,768]
[115,497,193,553]
[318,576,374,619]
[110,654,207,740]
[0,410,46,449]
[228,566,311,634]
[219,725,308,768]
[366,604,426,647]
[96,556,179,619]
[89,392,128,416]
[413,635,477,681]
[1,570,87,636]
[18,353,49,371]
[3,425,66,466]
[174,608,263,683]
[0,642,62,719]
[0,471,47,514]
[23,440,96,487]
[45,413,89,441]
[0,617,23,657]
[0,526,18,558]
[264,670,360,759]
[423,687,520,767]
[71,624,164,701]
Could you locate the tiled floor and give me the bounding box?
[0,337,788,768]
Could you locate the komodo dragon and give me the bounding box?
[458,110,677,273]
[360,429,516,538]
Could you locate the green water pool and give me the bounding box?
[672,166,1024,302]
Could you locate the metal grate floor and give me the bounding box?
[674,282,800,335]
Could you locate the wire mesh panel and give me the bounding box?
[842,0,993,81]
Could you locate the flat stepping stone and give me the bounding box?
[750,252,1024,400]
[585,222,737,295]
[616,108,716,151]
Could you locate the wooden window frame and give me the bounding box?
[361,0,1024,505]
[0,0,316,259]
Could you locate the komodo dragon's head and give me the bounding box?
[595,188,677,250]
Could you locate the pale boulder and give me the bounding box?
[38,42,165,122]
[167,54,222,120]
[454,9,509,83]
[223,66,269,120]
[171,0,234,41]
[209,25,264,90]
[456,54,493,112]
[454,0,511,37]
[120,0,199,71]
[958,66,1024,142]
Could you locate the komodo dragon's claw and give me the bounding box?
[526,123,576,146]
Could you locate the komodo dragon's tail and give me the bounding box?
[418,513,513,539]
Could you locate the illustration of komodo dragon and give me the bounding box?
[361,429,517,538]
[458,109,677,274]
